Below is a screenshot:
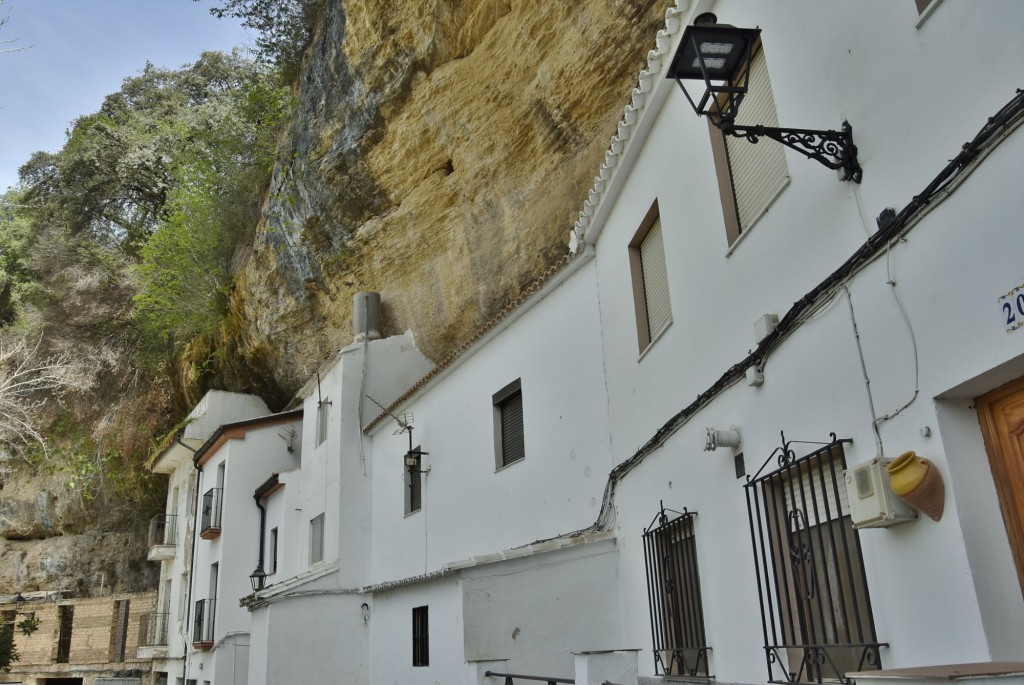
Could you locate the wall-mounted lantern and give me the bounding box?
[361,602,370,625]
[249,566,267,592]
[667,13,862,183]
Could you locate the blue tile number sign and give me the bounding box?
[1000,282,1024,333]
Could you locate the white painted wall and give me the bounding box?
[189,415,301,682]
[582,1,1024,681]
[157,6,1024,685]
[149,391,269,682]
[461,541,622,678]
[260,593,367,685]
[367,264,612,583]
[368,577,464,685]
[245,332,433,685]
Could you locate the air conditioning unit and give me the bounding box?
[845,458,917,529]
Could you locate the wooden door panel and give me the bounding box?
[976,376,1024,596]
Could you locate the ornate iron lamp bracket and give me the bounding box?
[719,119,862,183]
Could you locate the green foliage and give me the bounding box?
[6,50,286,522]
[0,622,18,673]
[0,190,42,324]
[198,0,321,78]
[19,51,276,258]
[133,58,290,353]
[16,614,39,637]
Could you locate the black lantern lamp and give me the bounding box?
[668,13,862,183]
[249,566,267,592]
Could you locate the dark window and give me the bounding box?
[412,605,429,667]
[110,599,130,662]
[744,438,882,684]
[200,487,223,538]
[405,446,422,515]
[643,506,710,677]
[0,611,14,663]
[269,527,279,574]
[493,379,525,468]
[56,605,74,663]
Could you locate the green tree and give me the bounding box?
[6,51,288,516]
[198,0,320,77]
[0,621,19,673]
[0,190,41,324]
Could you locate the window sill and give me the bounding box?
[638,320,673,362]
[494,456,525,473]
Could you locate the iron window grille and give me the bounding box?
[744,434,884,684]
[494,379,525,468]
[192,599,216,645]
[200,488,223,536]
[412,605,429,667]
[643,504,711,678]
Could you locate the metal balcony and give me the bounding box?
[138,611,169,647]
[147,515,178,561]
[200,488,223,540]
[192,598,216,650]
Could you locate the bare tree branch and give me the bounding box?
[0,335,94,457]
[0,1,30,55]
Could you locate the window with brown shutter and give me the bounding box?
[493,379,525,469]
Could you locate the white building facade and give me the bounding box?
[148,3,1024,684]
[146,391,271,685]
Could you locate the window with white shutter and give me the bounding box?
[629,201,673,353]
[709,47,790,247]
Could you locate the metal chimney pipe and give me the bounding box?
[353,291,382,342]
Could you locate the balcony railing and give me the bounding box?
[148,514,178,547]
[192,599,216,649]
[147,515,178,561]
[485,672,574,685]
[138,611,169,647]
[200,488,223,539]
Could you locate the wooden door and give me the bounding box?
[976,376,1024,596]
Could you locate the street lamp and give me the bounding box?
[667,13,863,183]
[249,566,267,592]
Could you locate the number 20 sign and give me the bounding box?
[1000,283,1024,333]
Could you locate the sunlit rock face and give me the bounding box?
[236,0,666,393]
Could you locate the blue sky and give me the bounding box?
[0,0,250,192]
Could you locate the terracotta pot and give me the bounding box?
[886,451,944,521]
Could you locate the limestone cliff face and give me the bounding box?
[0,466,155,595]
[235,0,666,394]
[0,1,668,594]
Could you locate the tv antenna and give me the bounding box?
[366,395,427,462]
